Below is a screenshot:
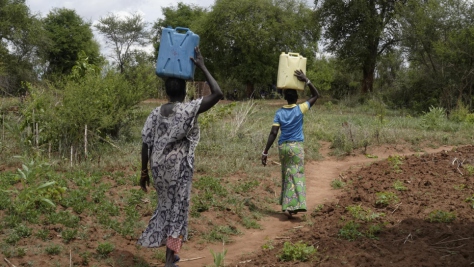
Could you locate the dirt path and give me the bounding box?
[177,143,453,266]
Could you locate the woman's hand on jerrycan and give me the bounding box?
[191,47,205,69]
[294,69,308,83]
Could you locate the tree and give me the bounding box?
[0,0,44,95]
[95,13,150,74]
[398,0,474,112]
[42,8,102,78]
[151,2,207,59]
[316,0,404,94]
[200,0,319,97]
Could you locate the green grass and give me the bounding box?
[427,210,456,223]
[278,241,317,262]
[331,179,346,189]
[3,98,474,265]
[375,191,399,207]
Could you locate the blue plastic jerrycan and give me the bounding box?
[156,27,200,80]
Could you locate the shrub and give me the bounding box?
[96,242,115,257]
[393,180,407,191]
[45,245,62,255]
[210,248,227,267]
[278,241,316,262]
[375,191,399,206]
[338,221,363,241]
[331,179,346,189]
[420,106,447,130]
[22,69,145,158]
[449,101,469,123]
[427,210,456,223]
[346,205,385,222]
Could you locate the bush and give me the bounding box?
[427,210,456,223]
[22,69,145,158]
[96,242,115,257]
[420,106,447,130]
[278,241,316,262]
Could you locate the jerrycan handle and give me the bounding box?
[175,27,190,33]
[288,52,300,57]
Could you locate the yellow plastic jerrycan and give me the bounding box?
[277,52,307,90]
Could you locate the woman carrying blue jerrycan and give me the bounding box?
[137,47,223,267]
[261,69,320,219]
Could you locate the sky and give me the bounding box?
[25,0,217,56]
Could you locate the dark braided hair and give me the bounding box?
[165,78,186,98]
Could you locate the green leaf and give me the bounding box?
[40,198,56,207]
[37,181,57,190]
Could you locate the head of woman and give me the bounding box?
[165,78,186,102]
[283,89,298,104]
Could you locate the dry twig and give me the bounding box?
[4,258,17,267]
[404,233,413,244]
[180,257,205,262]
[391,202,402,214]
[433,237,470,245]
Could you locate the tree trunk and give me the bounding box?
[246,82,255,98]
[361,42,378,94]
[361,63,375,94]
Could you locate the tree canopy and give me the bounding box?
[95,13,150,74]
[316,0,404,94]
[42,8,101,78]
[200,0,319,96]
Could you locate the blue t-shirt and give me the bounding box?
[273,101,310,145]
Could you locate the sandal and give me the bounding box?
[174,255,180,263]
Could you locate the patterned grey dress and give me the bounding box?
[137,99,202,249]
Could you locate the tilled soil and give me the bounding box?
[238,146,474,267]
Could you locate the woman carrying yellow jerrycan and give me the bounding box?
[261,69,320,218]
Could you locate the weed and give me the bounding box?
[375,191,399,206]
[262,239,275,251]
[393,180,407,191]
[153,248,166,263]
[15,224,32,238]
[346,205,385,222]
[203,225,240,243]
[314,204,324,212]
[35,228,50,241]
[427,210,456,223]
[96,242,115,257]
[16,247,26,257]
[126,188,145,206]
[209,248,227,267]
[5,232,21,245]
[387,155,403,172]
[465,195,474,208]
[331,179,346,189]
[464,165,474,175]
[80,251,92,265]
[45,244,62,255]
[278,241,316,262]
[454,184,466,190]
[366,224,383,239]
[234,179,260,194]
[421,106,447,130]
[242,217,261,229]
[61,228,78,243]
[338,221,363,241]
